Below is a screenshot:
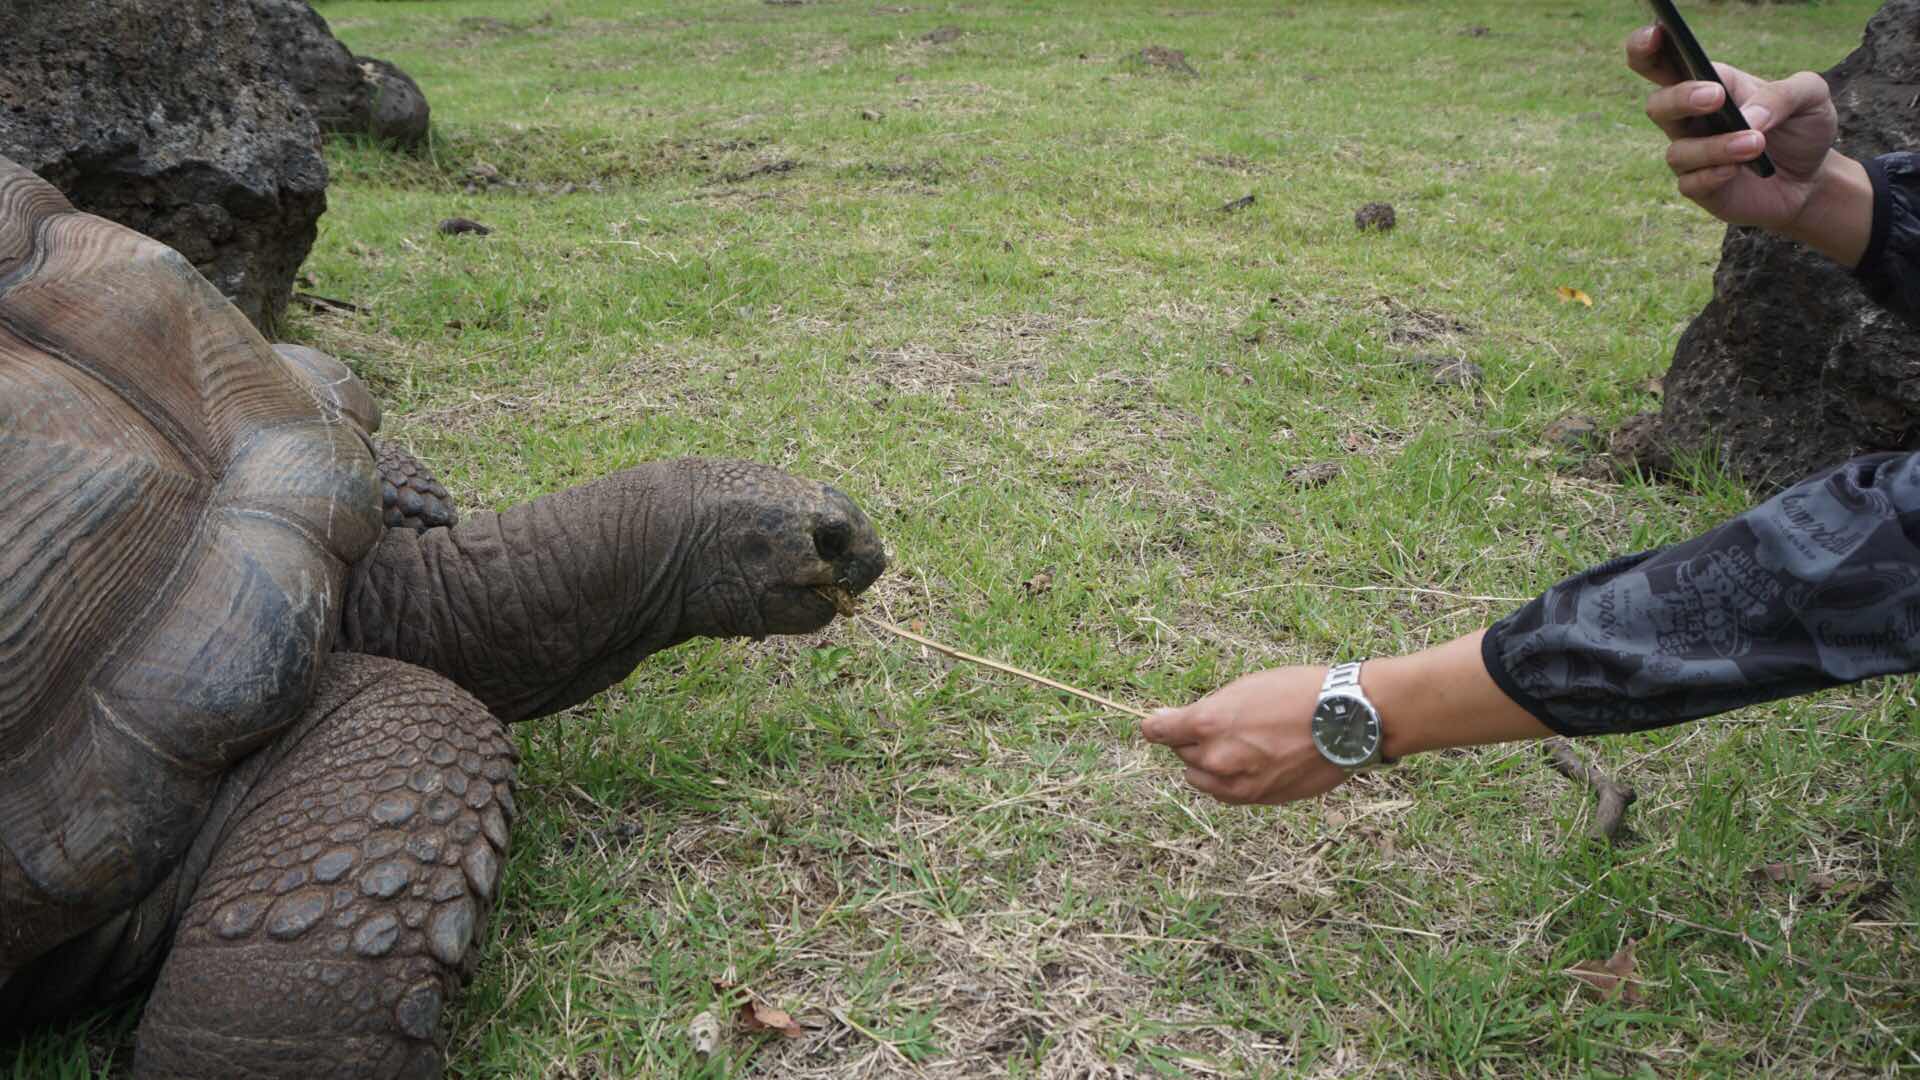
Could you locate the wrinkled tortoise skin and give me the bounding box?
[0,150,886,1079]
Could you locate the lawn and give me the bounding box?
[9,0,1917,1076]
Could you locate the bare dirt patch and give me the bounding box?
[1374,296,1473,347]
[716,158,804,184]
[856,314,1101,397]
[859,160,949,185]
[331,130,795,194]
[1199,153,1257,172]
[450,13,555,46]
[1133,44,1198,75]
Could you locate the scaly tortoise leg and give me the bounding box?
[133,654,515,1079]
[375,441,460,532]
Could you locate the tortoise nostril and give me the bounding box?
[813,521,852,563]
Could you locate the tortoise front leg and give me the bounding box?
[375,441,460,532]
[133,654,515,1079]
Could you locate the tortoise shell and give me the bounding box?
[0,157,381,972]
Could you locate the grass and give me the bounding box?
[8,0,1918,1076]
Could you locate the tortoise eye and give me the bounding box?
[813,520,852,562]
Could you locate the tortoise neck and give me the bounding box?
[338,463,698,722]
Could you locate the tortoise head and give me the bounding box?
[671,459,887,640]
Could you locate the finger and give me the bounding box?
[1645,80,1725,141]
[1195,744,1244,777]
[1141,707,1200,747]
[1162,739,1243,777]
[1625,25,1683,86]
[1167,741,1209,768]
[1676,163,1742,202]
[1665,128,1766,176]
[1719,68,1830,136]
[1778,70,1835,121]
[1183,766,1247,804]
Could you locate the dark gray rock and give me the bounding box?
[255,0,430,149]
[0,0,328,335]
[1639,0,1920,494]
[356,58,431,147]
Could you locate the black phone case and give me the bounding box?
[1645,0,1776,177]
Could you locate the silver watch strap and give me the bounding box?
[1321,661,1364,694]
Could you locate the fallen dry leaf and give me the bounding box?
[689,1009,721,1055]
[1568,938,1643,1004]
[739,999,806,1039]
[1556,286,1594,307]
[1748,862,1873,898]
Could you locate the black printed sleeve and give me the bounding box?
[1854,152,1920,321]
[1482,452,1920,737]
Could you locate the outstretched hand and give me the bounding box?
[1627,23,1839,233]
[1139,666,1349,805]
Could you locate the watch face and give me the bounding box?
[1311,694,1380,769]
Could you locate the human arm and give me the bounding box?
[1146,450,1920,804]
[1627,24,1920,317]
[1485,450,1920,735]
[1627,23,1871,266]
[1139,635,1549,805]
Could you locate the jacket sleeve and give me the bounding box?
[1482,451,1920,736]
[1854,152,1920,321]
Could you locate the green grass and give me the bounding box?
[10,0,1918,1076]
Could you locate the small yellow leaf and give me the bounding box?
[1556,286,1594,308]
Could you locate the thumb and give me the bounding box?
[1731,70,1829,134]
[1140,707,1197,746]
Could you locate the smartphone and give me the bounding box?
[1644,0,1776,177]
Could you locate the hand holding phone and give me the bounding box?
[1644,0,1776,177]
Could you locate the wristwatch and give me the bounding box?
[1311,661,1391,771]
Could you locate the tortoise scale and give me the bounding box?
[0,155,885,1077]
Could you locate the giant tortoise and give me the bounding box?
[0,156,886,1076]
